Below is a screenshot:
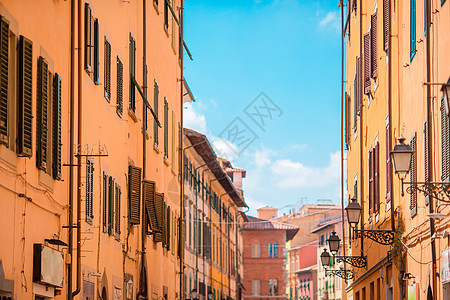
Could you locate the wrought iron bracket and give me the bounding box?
[354,229,395,245]
[335,255,367,268]
[401,179,450,203]
[325,269,354,280]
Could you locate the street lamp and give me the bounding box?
[190,289,198,300]
[390,136,414,175]
[345,197,362,227]
[327,231,341,253]
[207,291,213,300]
[320,248,331,268]
[321,249,354,279]
[325,232,367,268]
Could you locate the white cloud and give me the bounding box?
[244,196,268,217]
[319,11,340,32]
[183,102,207,133]
[212,137,239,162]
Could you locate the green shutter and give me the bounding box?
[441,97,449,182]
[108,176,114,235]
[164,98,169,158]
[104,37,111,101]
[18,35,33,157]
[103,172,108,232]
[154,81,159,145]
[94,19,99,84]
[115,183,121,239]
[0,17,9,144]
[53,74,62,180]
[129,34,136,111]
[116,57,123,117]
[37,57,48,171]
[128,165,141,224]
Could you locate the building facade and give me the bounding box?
[287,241,318,300]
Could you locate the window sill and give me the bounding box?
[39,170,54,192]
[153,144,160,154]
[164,157,170,166]
[164,26,169,37]
[128,109,138,123]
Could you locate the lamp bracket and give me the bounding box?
[354,229,395,245]
[335,255,367,268]
[325,269,354,280]
[402,181,450,203]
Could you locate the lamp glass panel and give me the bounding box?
[346,207,361,225]
[392,151,412,174]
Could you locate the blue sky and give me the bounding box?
[183,0,342,216]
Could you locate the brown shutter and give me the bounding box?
[18,36,33,157]
[386,122,392,202]
[441,98,449,181]
[128,165,141,224]
[116,57,123,117]
[410,134,417,217]
[103,172,108,232]
[383,0,390,52]
[37,57,48,171]
[164,98,169,158]
[374,142,380,212]
[369,148,374,213]
[154,192,164,243]
[0,17,9,144]
[143,180,158,233]
[129,34,136,111]
[115,183,121,239]
[84,3,93,71]
[154,81,159,145]
[424,120,430,205]
[371,13,378,78]
[53,74,62,180]
[363,33,371,94]
[166,206,171,250]
[108,176,115,235]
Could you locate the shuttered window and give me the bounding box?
[116,57,123,117]
[164,0,169,30]
[371,13,378,78]
[410,134,417,217]
[369,148,374,213]
[104,37,111,101]
[441,97,450,182]
[252,279,260,296]
[94,19,99,84]
[374,143,380,212]
[128,165,141,224]
[0,17,9,144]
[424,120,429,205]
[166,205,171,250]
[115,183,121,240]
[345,92,350,148]
[386,123,392,203]
[154,192,164,243]
[383,0,390,51]
[129,34,136,112]
[154,81,159,146]
[143,180,157,233]
[410,0,416,61]
[18,36,33,157]
[52,74,62,180]
[108,176,114,235]
[37,57,48,171]
[102,172,108,232]
[164,98,169,159]
[86,157,94,223]
[84,3,93,72]
[363,33,371,94]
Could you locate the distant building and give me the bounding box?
[287,241,318,300]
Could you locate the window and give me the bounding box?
[251,279,260,296]
[18,35,33,157]
[410,134,417,217]
[93,19,99,84]
[115,182,121,240]
[441,97,450,182]
[296,259,299,271]
[386,122,392,203]
[383,0,390,51]
[129,34,136,112]
[102,172,108,232]
[36,57,48,171]
[154,81,159,146]
[128,165,141,224]
[424,120,430,205]
[368,143,380,214]
[53,75,62,180]
[269,279,278,296]
[86,157,94,223]
[363,33,371,94]
[370,13,378,78]
[84,4,93,72]
[268,243,278,257]
[108,176,115,235]
[116,57,123,117]
[345,92,351,148]
[354,56,361,133]
[0,16,12,148]
[104,37,111,101]
[251,243,260,258]
[164,0,169,30]
[164,98,169,159]
[410,0,416,61]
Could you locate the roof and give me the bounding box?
[182,78,195,103]
[184,128,247,207]
[288,240,318,251]
[310,217,343,234]
[243,216,299,241]
[295,264,318,274]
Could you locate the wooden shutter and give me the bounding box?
[374,142,380,212]
[363,33,371,94]
[52,74,62,179]
[103,172,108,232]
[84,3,92,71]
[115,183,121,239]
[164,98,168,158]
[383,0,390,51]
[116,57,123,117]
[386,123,392,202]
[129,34,136,111]
[154,192,164,243]
[166,206,171,250]
[37,57,48,171]
[128,165,141,224]
[441,98,449,181]
[178,217,184,259]
[154,81,159,145]
[108,176,114,235]
[94,19,99,84]
[424,120,430,205]
[410,134,417,217]
[18,36,33,157]
[143,180,158,233]
[369,148,374,213]
[104,37,111,101]
[371,13,378,78]
[86,157,94,222]
[345,92,350,147]
[0,17,8,144]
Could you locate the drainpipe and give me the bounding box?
[388,0,394,232]
[72,0,83,297]
[358,0,365,258]
[67,0,75,298]
[179,1,185,298]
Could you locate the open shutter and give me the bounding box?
[53,74,62,179]
[166,206,171,250]
[143,180,158,233]
[18,36,33,157]
[86,157,94,222]
[386,122,392,202]
[154,81,159,145]
[371,13,378,78]
[154,192,164,243]
[363,33,371,94]
[410,134,417,217]
[84,3,92,72]
[116,57,123,117]
[424,120,429,205]
[37,57,48,171]
[108,176,115,235]
[128,165,141,224]
[102,172,108,232]
[115,183,121,239]
[129,34,136,111]
[441,98,449,182]
[374,142,380,212]
[369,148,374,213]
[94,19,99,84]
[104,37,111,101]
[0,17,9,144]
[383,0,390,51]
[164,98,169,158]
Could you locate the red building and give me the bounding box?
[287,241,318,300]
[243,214,298,300]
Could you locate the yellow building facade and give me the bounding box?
[344,0,450,299]
[0,0,186,299]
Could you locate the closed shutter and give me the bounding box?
[108,176,114,235]
[52,74,62,179]
[128,165,141,224]
[371,13,378,78]
[18,36,33,157]
[363,33,371,94]
[86,157,94,222]
[154,81,159,145]
[166,206,171,250]
[103,172,108,232]
[37,57,48,171]
[369,148,374,213]
[115,183,121,239]
[164,98,169,158]
[129,34,136,111]
[410,134,417,217]
[0,17,8,144]
[84,3,93,72]
[374,142,380,212]
[441,97,449,181]
[178,217,184,259]
[345,92,350,147]
[94,19,99,84]
[104,37,111,101]
[143,180,158,233]
[383,0,390,51]
[424,120,429,205]
[154,192,164,243]
[386,122,392,202]
[116,57,123,117]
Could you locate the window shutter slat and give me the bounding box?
[103,172,108,232]
[18,36,33,157]
[154,192,164,243]
[53,74,62,179]
[94,19,99,84]
[363,33,371,94]
[37,57,48,171]
[374,142,380,212]
[0,17,9,144]
[116,57,123,117]
[143,180,158,233]
[410,134,417,217]
[164,98,169,158]
[84,4,92,71]
[129,34,136,111]
[386,123,392,202]
[424,120,430,205]
[128,165,141,224]
[383,0,390,51]
[104,38,111,101]
[369,148,374,213]
[371,13,378,78]
[154,81,159,145]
